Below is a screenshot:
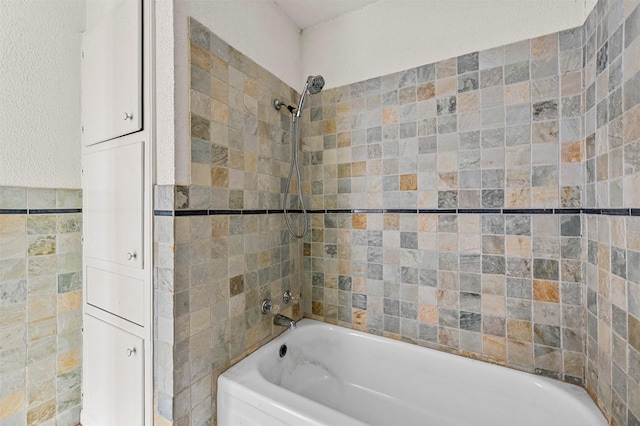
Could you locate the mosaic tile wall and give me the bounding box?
[154,1,640,424]
[0,186,82,426]
[152,18,304,425]
[302,25,589,382]
[582,0,640,424]
[302,4,640,426]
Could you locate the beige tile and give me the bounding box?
[418,305,437,324]
[507,340,533,366]
[506,235,531,257]
[400,174,417,191]
[482,335,506,360]
[505,188,531,207]
[57,291,81,314]
[436,58,457,78]
[56,350,80,375]
[436,77,457,96]
[0,390,24,419]
[504,82,530,105]
[382,107,398,125]
[190,90,211,120]
[507,319,532,342]
[191,163,211,187]
[531,33,557,58]
[190,41,211,72]
[0,215,25,236]
[417,82,435,101]
[624,105,640,144]
[531,187,557,208]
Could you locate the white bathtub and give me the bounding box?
[217,319,606,426]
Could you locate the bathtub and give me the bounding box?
[217,319,606,426]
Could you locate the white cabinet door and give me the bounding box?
[82,0,142,146]
[84,141,144,268]
[82,314,144,425]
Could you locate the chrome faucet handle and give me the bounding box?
[261,299,280,315]
[283,290,299,304]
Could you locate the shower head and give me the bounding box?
[295,75,325,119]
[306,75,325,95]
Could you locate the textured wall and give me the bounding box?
[302,0,597,89]
[0,0,84,188]
[0,187,82,426]
[153,19,304,424]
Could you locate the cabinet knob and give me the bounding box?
[123,112,133,120]
[126,348,137,357]
[127,252,137,261]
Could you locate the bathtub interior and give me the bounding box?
[218,320,606,426]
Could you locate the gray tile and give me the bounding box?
[189,18,210,49]
[533,258,559,280]
[505,61,530,84]
[624,70,640,111]
[625,3,640,48]
[458,52,479,74]
[533,100,559,121]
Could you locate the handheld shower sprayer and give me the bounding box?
[274,75,325,122]
[295,75,325,120]
[274,75,325,239]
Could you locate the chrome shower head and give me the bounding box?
[306,75,325,95]
[295,75,325,119]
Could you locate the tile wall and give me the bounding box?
[0,186,82,426]
[582,0,640,424]
[302,0,640,423]
[153,18,305,425]
[302,23,588,381]
[154,0,640,424]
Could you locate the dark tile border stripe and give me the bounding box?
[30,208,82,214]
[0,209,27,214]
[457,209,501,214]
[503,209,554,214]
[0,208,81,215]
[154,208,640,217]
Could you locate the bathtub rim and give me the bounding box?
[217,318,607,426]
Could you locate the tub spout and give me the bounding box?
[273,313,296,330]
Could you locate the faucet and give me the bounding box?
[273,313,296,330]
[262,300,296,330]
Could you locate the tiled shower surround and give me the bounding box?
[157,0,640,424]
[0,187,82,426]
[153,18,304,425]
[300,0,640,424]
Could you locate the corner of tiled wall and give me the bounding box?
[152,18,306,425]
[582,0,640,424]
[300,0,640,424]
[153,0,640,424]
[0,186,83,426]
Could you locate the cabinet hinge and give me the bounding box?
[81,125,84,133]
[81,50,84,59]
[81,236,84,244]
